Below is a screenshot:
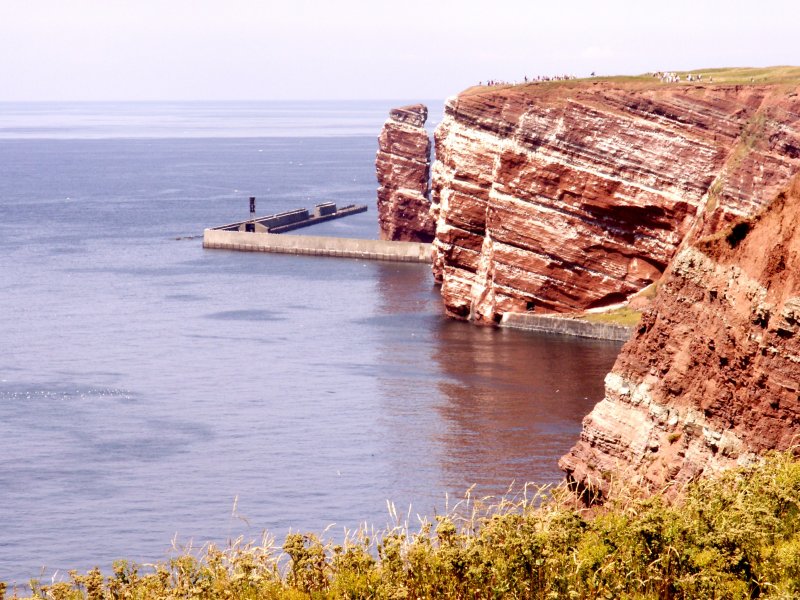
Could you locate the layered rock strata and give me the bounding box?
[375,104,435,242]
[560,177,800,502]
[430,83,800,322]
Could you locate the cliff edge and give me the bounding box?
[430,78,800,322]
[419,70,800,501]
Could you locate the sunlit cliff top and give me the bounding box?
[461,65,800,97]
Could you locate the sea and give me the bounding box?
[0,100,622,584]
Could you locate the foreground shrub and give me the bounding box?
[5,451,800,599]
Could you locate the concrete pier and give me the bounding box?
[500,313,634,342]
[203,229,433,263]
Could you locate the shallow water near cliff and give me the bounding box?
[0,101,621,583]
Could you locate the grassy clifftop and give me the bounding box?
[678,65,800,84]
[463,65,800,96]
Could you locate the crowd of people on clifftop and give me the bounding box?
[479,70,717,88]
[651,71,712,83]
[480,74,577,86]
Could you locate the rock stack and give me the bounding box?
[375,104,435,242]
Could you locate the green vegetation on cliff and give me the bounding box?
[682,66,800,85]
[465,66,800,96]
[5,452,800,599]
[582,306,643,327]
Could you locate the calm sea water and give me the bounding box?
[0,101,621,583]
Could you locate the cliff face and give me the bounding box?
[560,177,800,502]
[430,83,800,322]
[375,104,436,242]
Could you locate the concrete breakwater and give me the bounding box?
[203,229,433,263]
[500,312,634,342]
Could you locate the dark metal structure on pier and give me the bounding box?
[214,202,368,234]
[204,200,431,263]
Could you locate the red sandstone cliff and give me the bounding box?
[375,104,436,242]
[560,176,800,502]
[430,82,800,322]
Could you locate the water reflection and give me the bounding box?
[371,261,621,498]
[431,323,621,493]
[370,260,440,316]
[368,262,446,509]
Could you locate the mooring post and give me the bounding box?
[246,196,256,232]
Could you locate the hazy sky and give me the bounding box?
[1,0,796,101]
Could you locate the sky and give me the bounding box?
[0,0,797,102]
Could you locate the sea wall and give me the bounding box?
[203,229,433,263]
[500,313,633,342]
[429,82,800,323]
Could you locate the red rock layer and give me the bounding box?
[375,104,435,242]
[560,176,800,503]
[431,83,800,322]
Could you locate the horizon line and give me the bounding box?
[0,97,450,104]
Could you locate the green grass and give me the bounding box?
[598,66,800,85]
[679,66,800,85]
[582,306,643,327]
[706,175,724,213]
[465,66,800,95]
[6,451,800,599]
[704,108,771,215]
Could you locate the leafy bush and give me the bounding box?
[5,452,800,599]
